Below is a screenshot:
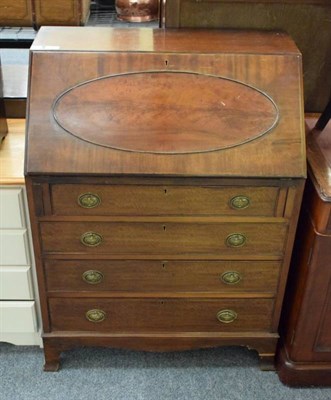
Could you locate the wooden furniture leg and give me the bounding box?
[259,354,276,371]
[43,342,62,372]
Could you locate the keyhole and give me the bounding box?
[163,225,166,231]
[165,59,168,67]
[164,188,167,194]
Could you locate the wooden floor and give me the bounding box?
[0,119,26,184]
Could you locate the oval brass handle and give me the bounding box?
[80,232,103,247]
[78,193,101,209]
[82,270,104,285]
[86,309,106,323]
[217,309,237,324]
[230,195,250,210]
[226,233,246,247]
[221,271,242,285]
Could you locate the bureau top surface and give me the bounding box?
[25,28,306,178]
[31,27,299,54]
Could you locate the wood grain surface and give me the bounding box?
[39,220,288,256]
[53,71,278,154]
[50,184,281,216]
[25,28,305,177]
[48,297,274,332]
[0,119,25,185]
[44,259,281,294]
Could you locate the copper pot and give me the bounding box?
[115,0,159,22]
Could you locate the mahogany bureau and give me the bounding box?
[25,27,306,371]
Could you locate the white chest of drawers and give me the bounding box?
[0,120,42,346]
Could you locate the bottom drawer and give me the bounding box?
[0,301,37,333]
[49,298,274,333]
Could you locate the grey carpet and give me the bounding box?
[1,343,331,400]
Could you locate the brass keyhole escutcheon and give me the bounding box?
[217,309,237,324]
[86,309,106,323]
[226,233,246,248]
[230,195,250,210]
[80,232,103,247]
[221,271,241,285]
[82,270,104,285]
[78,193,101,209]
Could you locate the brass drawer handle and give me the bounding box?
[217,309,237,324]
[226,233,246,247]
[230,195,250,210]
[86,309,106,323]
[80,232,103,247]
[78,193,101,208]
[221,271,241,285]
[82,270,104,285]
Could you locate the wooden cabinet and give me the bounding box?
[277,117,331,386]
[0,0,33,26]
[162,0,331,113]
[25,28,306,371]
[33,0,91,27]
[0,0,90,27]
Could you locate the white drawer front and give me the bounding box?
[0,301,37,333]
[0,188,25,229]
[0,230,30,265]
[0,266,34,299]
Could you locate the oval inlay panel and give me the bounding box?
[53,72,279,154]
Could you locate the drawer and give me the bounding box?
[0,266,34,300]
[45,260,281,294]
[0,230,30,265]
[50,184,280,216]
[40,221,288,257]
[0,188,25,229]
[49,298,274,332]
[0,301,37,332]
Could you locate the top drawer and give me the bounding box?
[0,188,25,229]
[50,184,281,217]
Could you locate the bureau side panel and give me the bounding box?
[25,177,51,332]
